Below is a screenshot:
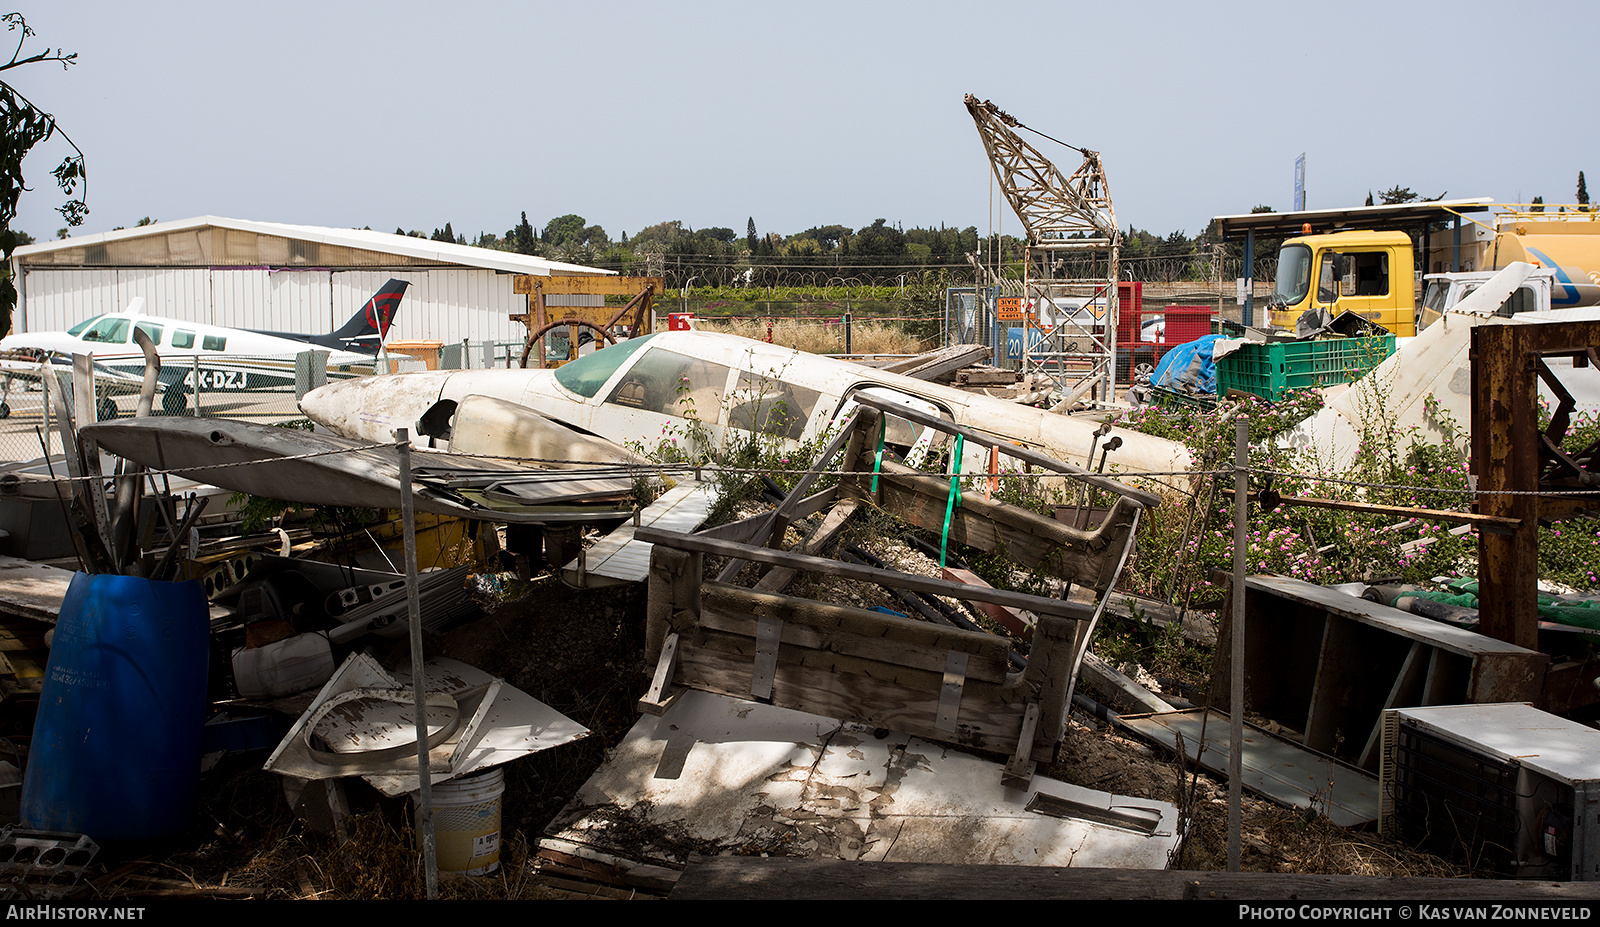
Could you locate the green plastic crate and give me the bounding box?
[1215,335,1395,401]
[1150,385,1216,412]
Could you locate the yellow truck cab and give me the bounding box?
[1268,230,1417,335]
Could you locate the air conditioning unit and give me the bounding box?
[1379,703,1600,880]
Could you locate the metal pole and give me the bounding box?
[397,428,439,898]
[1228,414,1248,872]
[1242,231,1255,328]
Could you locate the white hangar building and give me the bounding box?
[8,216,612,343]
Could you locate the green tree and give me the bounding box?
[1365,190,1374,207]
[0,14,86,335]
[1379,186,1418,205]
[746,217,757,253]
[508,212,536,254]
[853,218,906,256]
[1532,196,1545,213]
[543,213,586,247]
[1578,171,1589,210]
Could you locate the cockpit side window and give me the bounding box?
[729,369,821,440]
[605,346,731,423]
[134,322,163,346]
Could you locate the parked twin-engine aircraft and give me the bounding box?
[300,329,1192,483]
[0,279,409,416]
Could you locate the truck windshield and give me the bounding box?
[1275,244,1312,305]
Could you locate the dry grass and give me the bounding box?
[692,316,932,356]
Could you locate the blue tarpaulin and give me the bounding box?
[1151,333,1223,394]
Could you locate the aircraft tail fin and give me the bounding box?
[328,279,409,350]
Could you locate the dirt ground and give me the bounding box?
[70,527,1467,900]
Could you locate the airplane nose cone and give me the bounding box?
[301,371,453,442]
[299,379,363,435]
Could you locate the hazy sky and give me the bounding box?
[8,1,1598,245]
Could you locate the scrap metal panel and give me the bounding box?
[542,689,1181,876]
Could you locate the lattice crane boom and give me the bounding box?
[963,94,1118,247]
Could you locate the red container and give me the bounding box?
[1116,282,1144,343]
[1164,306,1211,344]
[667,312,693,331]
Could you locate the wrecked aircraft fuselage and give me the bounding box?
[301,331,1192,478]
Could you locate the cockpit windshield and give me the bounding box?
[67,316,102,336]
[80,316,132,344]
[552,335,654,398]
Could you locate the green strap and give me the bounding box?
[939,435,965,568]
[870,415,886,493]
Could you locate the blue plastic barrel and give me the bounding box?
[21,573,209,840]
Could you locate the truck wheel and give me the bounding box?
[162,389,188,416]
[0,402,10,420]
[97,397,118,421]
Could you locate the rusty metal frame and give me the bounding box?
[510,275,662,368]
[1470,320,1600,650]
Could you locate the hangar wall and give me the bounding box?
[18,266,529,345]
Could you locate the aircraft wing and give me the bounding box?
[79,416,644,525]
[0,352,150,392]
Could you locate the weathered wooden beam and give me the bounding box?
[638,631,681,716]
[942,567,1033,641]
[670,641,1025,753]
[848,392,1162,508]
[1472,324,1541,649]
[645,546,696,663]
[671,856,1600,900]
[878,343,990,380]
[847,458,1140,588]
[753,498,862,594]
[1001,702,1040,790]
[636,526,1094,620]
[701,583,1012,674]
[1017,613,1081,753]
[1079,651,1172,714]
[512,274,663,296]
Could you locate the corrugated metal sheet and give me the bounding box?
[14,216,613,277]
[17,267,527,345]
[333,269,524,344]
[269,270,334,334]
[128,268,212,323]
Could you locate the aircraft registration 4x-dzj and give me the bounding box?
[0,279,409,417]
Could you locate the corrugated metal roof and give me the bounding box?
[13,215,614,276]
[1211,198,1495,240]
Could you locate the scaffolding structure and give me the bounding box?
[965,94,1120,407]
